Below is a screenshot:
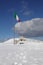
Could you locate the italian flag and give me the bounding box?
[14,12,20,22]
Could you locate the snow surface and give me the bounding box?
[0,38,43,65]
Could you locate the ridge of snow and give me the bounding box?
[1,38,43,45]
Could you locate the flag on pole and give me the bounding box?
[14,12,20,22]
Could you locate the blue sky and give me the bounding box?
[0,0,43,41]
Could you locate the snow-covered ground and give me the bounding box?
[0,38,43,65]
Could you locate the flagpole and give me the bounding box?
[13,25,15,44]
[14,12,22,42]
[14,25,15,38]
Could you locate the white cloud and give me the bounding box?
[14,18,43,37]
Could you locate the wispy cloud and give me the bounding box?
[23,11,32,16]
[20,0,33,16]
[8,8,14,12]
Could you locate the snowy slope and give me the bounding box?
[0,38,43,65]
[3,38,14,44]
